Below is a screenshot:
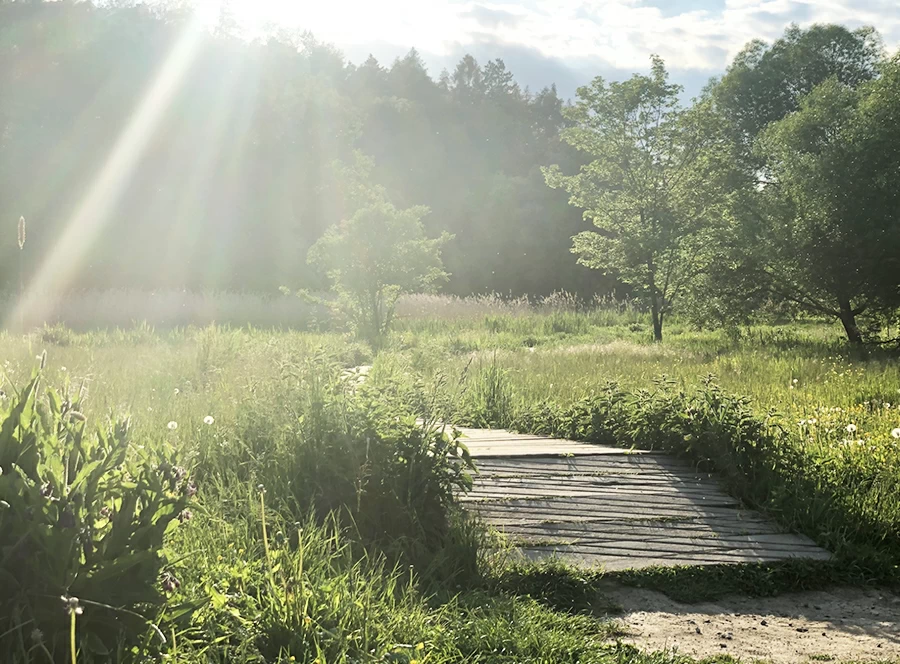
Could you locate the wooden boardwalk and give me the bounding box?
[457,427,831,571]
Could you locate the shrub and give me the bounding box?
[0,362,195,660]
[307,200,452,348]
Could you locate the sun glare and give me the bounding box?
[7,15,210,328]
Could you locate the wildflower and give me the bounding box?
[167,421,178,430]
[61,595,83,616]
[792,378,798,384]
[161,572,180,593]
[203,415,214,425]
[178,509,193,523]
[798,420,806,427]
[29,628,43,644]
[892,428,900,439]
[846,424,857,434]
[808,418,817,425]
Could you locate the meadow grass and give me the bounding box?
[1,301,899,662]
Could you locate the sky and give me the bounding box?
[205,0,900,98]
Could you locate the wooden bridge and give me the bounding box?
[458,427,831,571]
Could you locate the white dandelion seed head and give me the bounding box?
[892,428,900,439]
[792,378,798,384]
[846,424,857,434]
[203,415,214,425]
[167,421,178,430]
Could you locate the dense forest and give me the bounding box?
[0,0,596,297]
[1,1,899,341]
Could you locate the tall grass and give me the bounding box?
[0,289,644,332]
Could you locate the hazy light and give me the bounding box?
[9,14,209,328]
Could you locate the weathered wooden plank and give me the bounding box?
[473,474,721,488]
[466,482,728,500]
[503,530,826,554]
[509,547,831,571]
[463,492,741,509]
[491,519,786,539]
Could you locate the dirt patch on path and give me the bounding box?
[606,585,900,663]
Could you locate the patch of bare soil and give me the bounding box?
[605,585,900,663]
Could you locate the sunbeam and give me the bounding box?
[7,12,212,329]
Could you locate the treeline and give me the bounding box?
[2,3,899,342]
[0,0,598,297]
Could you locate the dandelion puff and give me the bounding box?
[892,428,900,439]
[203,415,214,425]
[792,378,798,384]
[846,423,857,434]
[167,421,178,430]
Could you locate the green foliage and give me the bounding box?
[307,199,451,347]
[715,23,882,166]
[0,363,194,660]
[710,24,899,342]
[740,69,900,342]
[545,56,728,341]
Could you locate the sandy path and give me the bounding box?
[606,585,900,663]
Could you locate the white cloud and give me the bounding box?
[210,0,900,74]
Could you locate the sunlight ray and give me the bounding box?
[7,13,212,329]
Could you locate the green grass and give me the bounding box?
[1,307,899,662]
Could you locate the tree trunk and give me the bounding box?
[838,298,863,345]
[650,307,663,342]
[647,260,663,342]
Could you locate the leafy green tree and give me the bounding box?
[709,25,897,342]
[307,198,451,346]
[544,56,727,341]
[715,23,883,170]
[738,68,900,342]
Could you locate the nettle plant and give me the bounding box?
[0,360,195,660]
